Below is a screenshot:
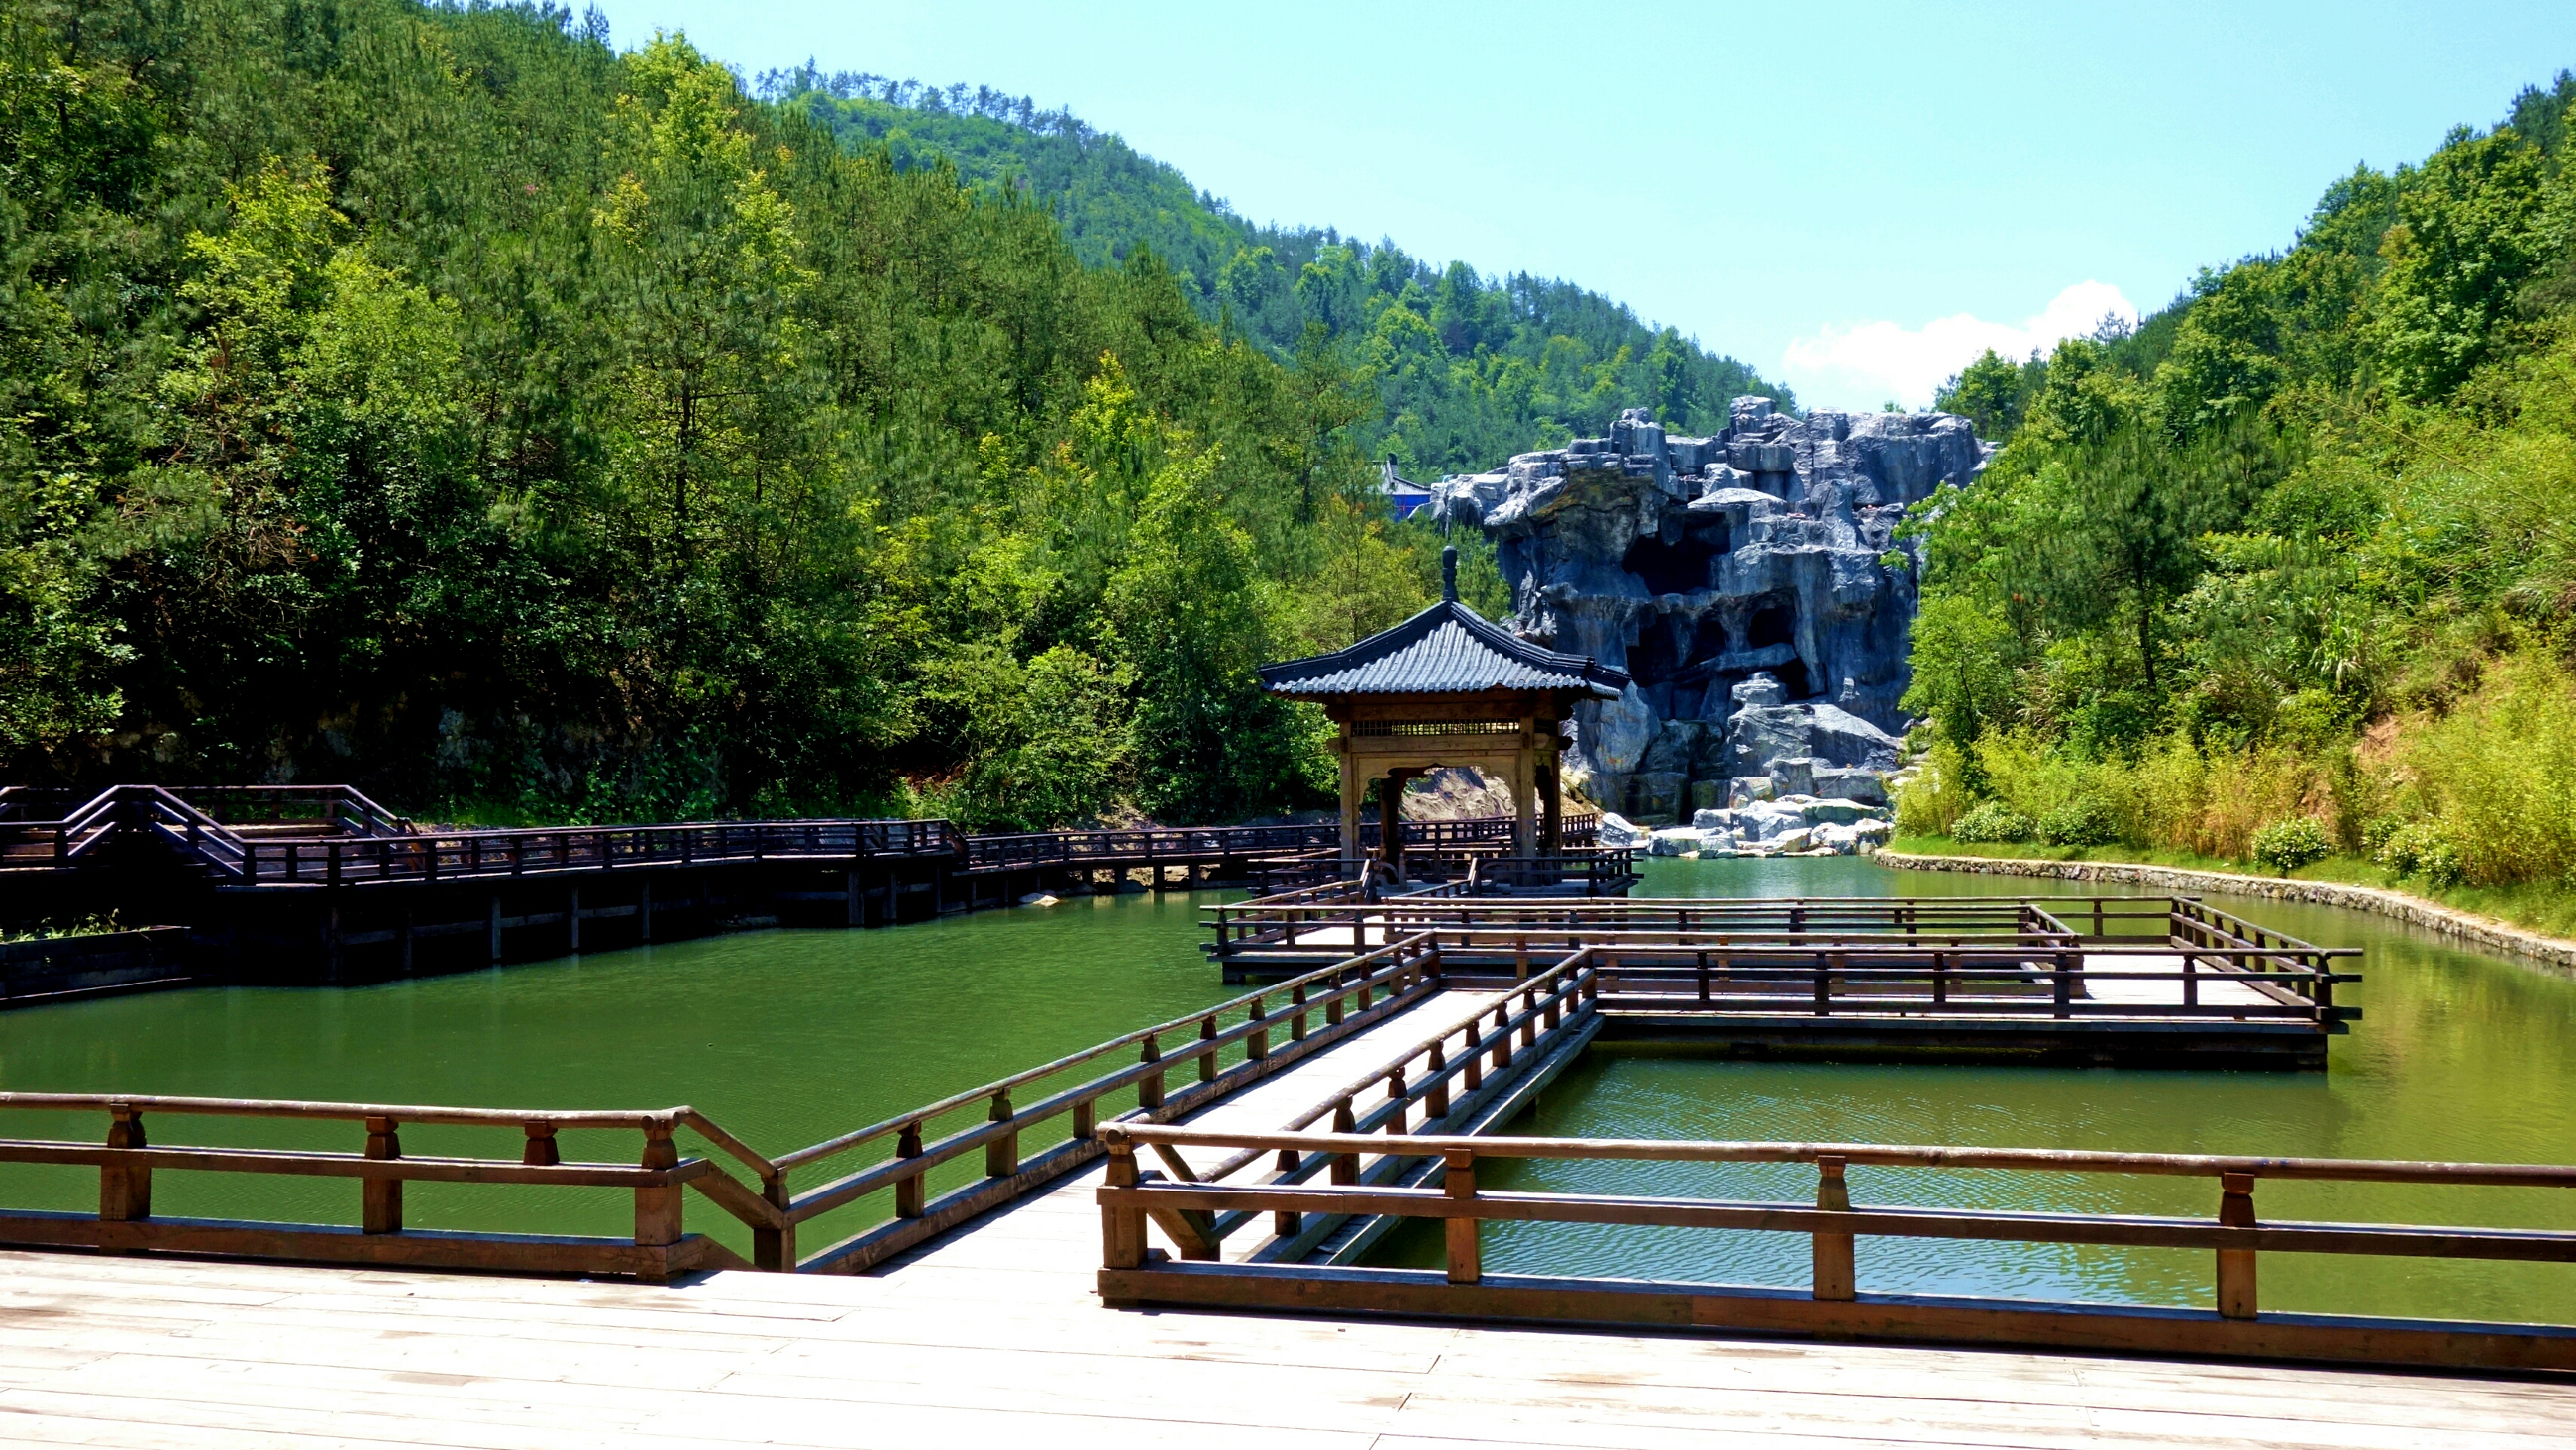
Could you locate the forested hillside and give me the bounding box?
[758,67,1787,473]
[1899,71,2576,922]
[0,0,1643,828]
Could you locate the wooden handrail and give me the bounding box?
[1106,1125,2576,1188]
[770,932,1442,1174]
[0,1092,681,1128]
[0,1099,760,1281]
[1096,1123,2576,1368]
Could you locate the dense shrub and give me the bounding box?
[1951,801,2037,844]
[2250,816,2334,874]
[2036,796,2120,847]
[2377,821,2467,889]
[1892,736,1971,836]
[2394,649,2576,886]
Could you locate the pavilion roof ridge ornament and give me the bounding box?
[1257,557,1630,703]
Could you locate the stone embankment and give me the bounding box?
[1877,850,2576,972]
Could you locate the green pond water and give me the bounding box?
[2,858,2571,1322]
[0,890,1242,1260]
[1374,857,2576,1325]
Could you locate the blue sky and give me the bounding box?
[588,1,2576,411]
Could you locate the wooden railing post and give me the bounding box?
[757,1173,796,1273]
[1325,974,1346,1028]
[1330,1099,1359,1185]
[634,1118,682,1255]
[1273,1147,1301,1239]
[986,1088,1017,1179]
[1100,1131,1146,1270]
[1246,996,1268,1061]
[1139,1034,1165,1110]
[362,1116,404,1235]
[522,1122,560,1166]
[1442,1147,1481,1285]
[893,1121,927,1217]
[100,1105,150,1223]
[1492,1003,1513,1070]
[1197,1014,1219,1086]
[2053,950,2075,1019]
[1812,1154,1855,1301]
[1289,983,1308,1043]
[2217,1171,2258,1319]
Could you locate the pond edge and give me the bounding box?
[1873,850,2576,972]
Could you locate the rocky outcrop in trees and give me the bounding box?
[1431,397,1988,822]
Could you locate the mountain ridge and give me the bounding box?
[756,64,1791,476]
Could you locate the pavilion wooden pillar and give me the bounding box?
[1337,733,1362,864]
[1510,720,1537,858]
[1378,769,1406,879]
[1541,736,1565,856]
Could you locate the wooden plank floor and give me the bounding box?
[5,992,2570,1447]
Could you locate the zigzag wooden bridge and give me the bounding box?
[1,909,2572,1443]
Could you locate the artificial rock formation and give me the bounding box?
[1430,396,1989,822]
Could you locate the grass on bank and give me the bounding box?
[0,913,126,944]
[1890,834,2576,942]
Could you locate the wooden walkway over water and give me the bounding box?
[3,896,2574,1439]
[7,976,2573,1448]
[0,784,1618,983]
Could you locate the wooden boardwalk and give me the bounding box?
[8,1238,2573,1447]
[6,983,2571,1447]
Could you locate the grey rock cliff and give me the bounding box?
[1432,397,1988,821]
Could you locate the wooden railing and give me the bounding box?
[0,1095,756,1281]
[0,785,255,876]
[1205,895,2360,1024]
[1131,949,1604,1264]
[234,817,961,885]
[1,781,1597,896]
[0,933,1455,1279]
[1096,1124,2576,1371]
[748,933,1445,1273]
[172,785,415,838]
[960,813,1600,873]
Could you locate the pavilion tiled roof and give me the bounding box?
[1259,581,1629,702]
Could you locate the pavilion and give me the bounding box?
[1258,549,1630,875]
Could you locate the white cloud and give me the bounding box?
[1778,281,2139,412]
